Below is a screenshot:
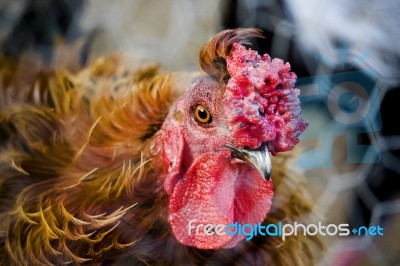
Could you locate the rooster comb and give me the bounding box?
[199,28,264,83]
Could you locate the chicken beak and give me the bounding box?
[225,143,272,180]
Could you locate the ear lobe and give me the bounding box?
[162,126,185,195]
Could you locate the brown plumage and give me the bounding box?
[0,29,323,265]
[199,28,263,84]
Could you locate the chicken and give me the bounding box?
[0,29,322,265]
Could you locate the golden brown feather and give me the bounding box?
[199,28,263,84]
[0,30,323,265]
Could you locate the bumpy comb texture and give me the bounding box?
[199,28,263,83]
[224,43,309,154]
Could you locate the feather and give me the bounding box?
[199,28,264,84]
[0,32,323,265]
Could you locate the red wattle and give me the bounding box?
[167,151,273,249]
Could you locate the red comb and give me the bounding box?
[224,43,309,155]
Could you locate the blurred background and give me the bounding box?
[1,0,399,265]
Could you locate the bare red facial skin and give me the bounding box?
[159,78,274,250]
[159,43,308,250]
[224,43,309,154]
[168,150,273,249]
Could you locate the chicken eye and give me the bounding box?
[194,104,212,124]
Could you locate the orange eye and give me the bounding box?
[194,105,212,124]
